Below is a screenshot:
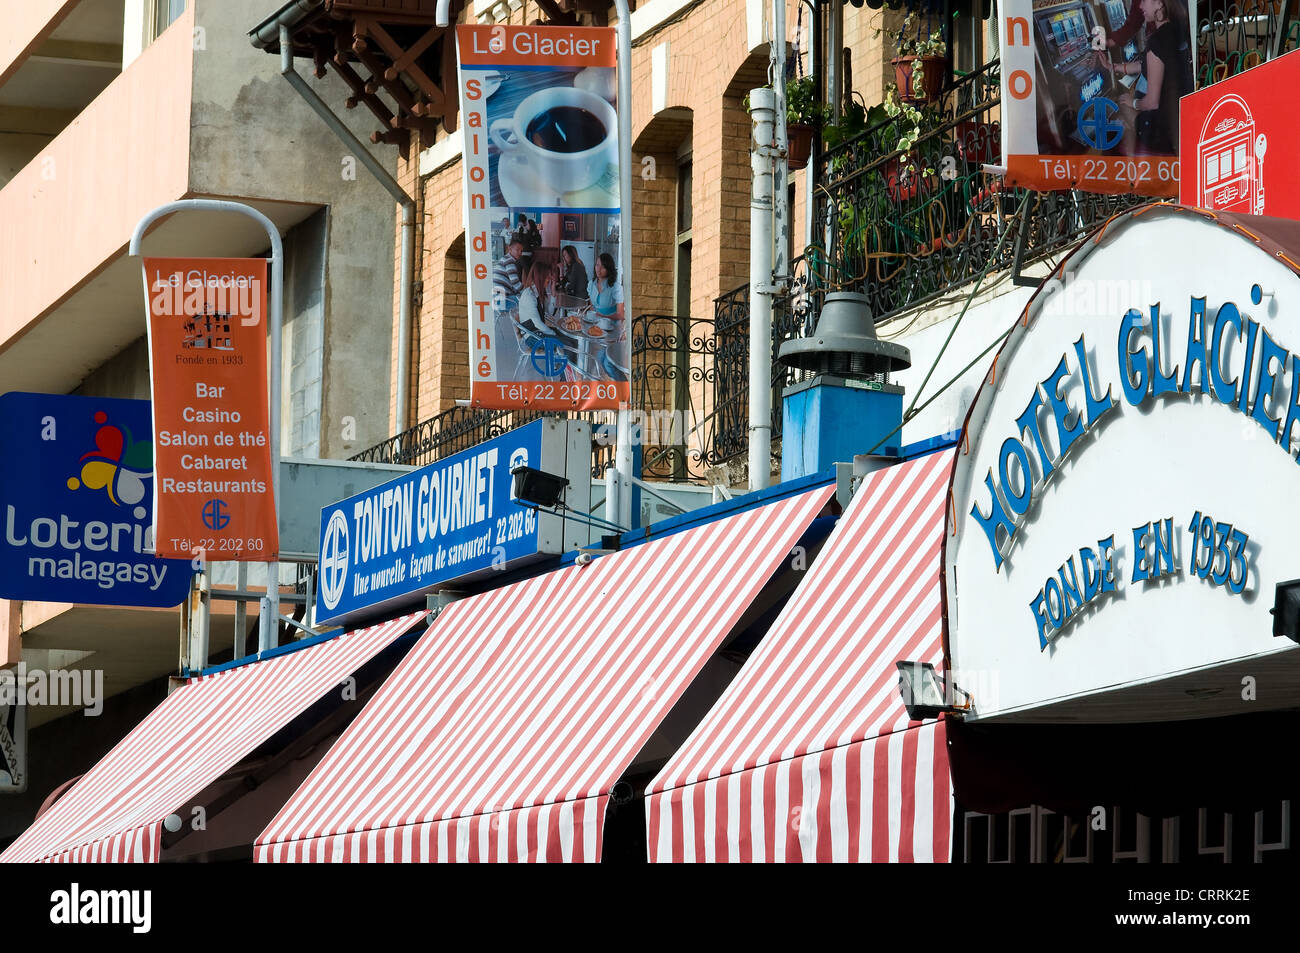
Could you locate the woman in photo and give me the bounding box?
[1111,0,1193,153]
[587,252,626,383]
[516,214,535,276]
[517,260,559,340]
[586,252,624,324]
[559,246,589,301]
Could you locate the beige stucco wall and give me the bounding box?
[0,5,193,357]
[188,0,398,460]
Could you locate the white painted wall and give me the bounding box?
[885,267,1045,447]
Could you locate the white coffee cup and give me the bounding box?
[490,87,617,194]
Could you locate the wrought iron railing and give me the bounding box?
[629,313,719,481]
[800,59,1148,331]
[349,404,612,472]
[1197,0,1298,84]
[352,312,727,481]
[712,282,802,468]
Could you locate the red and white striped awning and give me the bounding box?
[646,450,955,862]
[0,613,427,863]
[255,486,834,862]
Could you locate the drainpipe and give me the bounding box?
[772,0,789,292]
[804,0,817,251]
[748,88,776,491]
[269,22,417,437]
[827,0,841,123]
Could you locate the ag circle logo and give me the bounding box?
[320,510,350,610]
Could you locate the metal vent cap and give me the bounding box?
[778,292,911,376]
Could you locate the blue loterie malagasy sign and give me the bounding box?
[315,417,593,627]
[0,392,192,607]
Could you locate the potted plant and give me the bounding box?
[821,97,871,154]
[784,75,830,169]
[878,84,933,198]
[880,12,948,105]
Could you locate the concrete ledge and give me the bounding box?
[419,129,464,176]
[631,0,703,43]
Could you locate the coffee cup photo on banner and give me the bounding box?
[457,23,629,412]
[142,258,278,561]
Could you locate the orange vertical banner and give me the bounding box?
[143,258,278,560]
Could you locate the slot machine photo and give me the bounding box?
[1196,93,1264,213]
[1032,0,1107,150]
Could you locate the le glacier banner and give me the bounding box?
[456,24,629,411]
[0,392,191,607]
[143,258,278,561]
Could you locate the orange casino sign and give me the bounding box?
[142,258,278,560]
[456,24,629,411]
[998,0,1190,196]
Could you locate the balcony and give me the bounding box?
[355,309,765,483]
[361,8,1300,482]
[796,60,1147,333]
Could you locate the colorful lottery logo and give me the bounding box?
[66,411,154,519]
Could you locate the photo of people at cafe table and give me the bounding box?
[490,209,626,384]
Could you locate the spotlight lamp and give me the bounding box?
[1271,579,1300,643]
[895,661,972,721]
[510,465,569,508]
[510,464,628,535]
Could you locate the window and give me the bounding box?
[148,0,186,44]
[951,3,994,77]
[676,154,696,317]
[672,150,692,480]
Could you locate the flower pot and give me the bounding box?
[786,123,814,170]
[892,55,947,105]
[955,120,1000,166]
[883,156,923,202]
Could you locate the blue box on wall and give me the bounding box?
[781,376,904,481]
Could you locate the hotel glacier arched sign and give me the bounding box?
[943,205,1300,723]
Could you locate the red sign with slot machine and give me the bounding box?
[1180,49,1300,218]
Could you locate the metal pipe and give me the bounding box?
[804,0,817,251]
[772,0,789,286]
[612,0,635,530]
[397,204,415,434]
[233,561,248,660]
[130,198,284,656]
[827,0,841,123]
[191,565,210,673]
[276,23,417,435]
[748,88,776,492]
